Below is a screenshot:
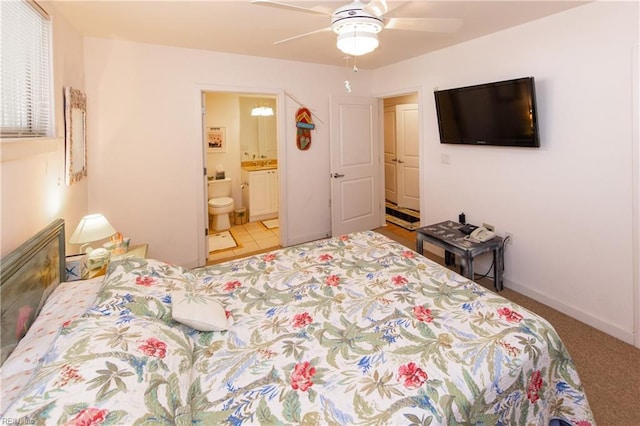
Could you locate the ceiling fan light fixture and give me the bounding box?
[331,4,384,57]
[336,30,379,56]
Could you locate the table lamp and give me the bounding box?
[69,213,117,251]
[69,214,117,269]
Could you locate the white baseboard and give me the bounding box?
[420,245,637,347]
[505,278,634,345]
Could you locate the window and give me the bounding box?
[1,0,52,138]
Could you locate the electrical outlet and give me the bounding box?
[482,223,494,232]
[505,232,513,245]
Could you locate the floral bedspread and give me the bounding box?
[1,231,595,425]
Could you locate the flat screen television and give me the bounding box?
[434,77,540,147]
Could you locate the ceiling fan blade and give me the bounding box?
[273,26,332,45]
[363,0,388,17]
[385,17,463,33]
[250,0,331,16]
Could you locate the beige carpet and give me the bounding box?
[375,225,640,426]
[496,288,640,426]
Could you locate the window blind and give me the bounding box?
[1,0,52,138]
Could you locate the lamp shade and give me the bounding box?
[69,214,116,244]
[336,31,379,56]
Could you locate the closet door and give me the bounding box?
[329,95,381,236]
[396,104,420,211]
[384,105,397,204]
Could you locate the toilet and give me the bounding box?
[208,178,235,231]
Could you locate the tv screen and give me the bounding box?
[434,77,540,147]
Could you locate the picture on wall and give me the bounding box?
[207,127,226,153]
[64,86,87,185]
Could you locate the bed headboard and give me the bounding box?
[1,219,66,365]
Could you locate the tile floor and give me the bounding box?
[207,220,280,264]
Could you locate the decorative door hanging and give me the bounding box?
[296,107,315,151]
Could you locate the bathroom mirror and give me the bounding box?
[64,87,87,185]
[240,96,277,161]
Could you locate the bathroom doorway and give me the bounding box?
[202,91,281,264]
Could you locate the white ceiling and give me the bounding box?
[50,0,591,70]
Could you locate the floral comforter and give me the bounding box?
[1,231,594,425]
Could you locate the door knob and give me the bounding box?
[397,159,405,163]
[332,173,345,178]
[391,158,397,162]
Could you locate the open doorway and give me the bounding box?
[382,93,421,232]
[202,91,281,264]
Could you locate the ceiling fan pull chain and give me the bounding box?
[344,55,352,93]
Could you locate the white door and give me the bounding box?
[396,104,420,211]
[383,105,397,204]
[330,96,381,236]
[201,92,209,256]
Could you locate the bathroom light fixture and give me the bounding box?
[251,106,274,117]
[332,8,383,56]
[69,213,117,253]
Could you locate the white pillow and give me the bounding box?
[171,289,229,331]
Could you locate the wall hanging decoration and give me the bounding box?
[64,87,87,185]
[295,107,315,151]
[207,127,226,153]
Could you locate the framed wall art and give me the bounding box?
[207,126,226,153]
[64,87,87,185]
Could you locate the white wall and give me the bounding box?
[0,2,88,257]
[83,39,373,266]
[374,1,639,344]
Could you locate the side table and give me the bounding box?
[416,221,504,291]
[110,243,149,261]
[88,244,149,278]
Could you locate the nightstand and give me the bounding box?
[87,264,108,279]
[110,243,149,261]
[416,221,504,291]
[65,254,88,281]
[87,244,149,278]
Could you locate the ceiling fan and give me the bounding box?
[251,0,462,56]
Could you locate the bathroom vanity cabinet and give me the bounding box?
[242,169,278,222]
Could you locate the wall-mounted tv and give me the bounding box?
[434,77,540,148]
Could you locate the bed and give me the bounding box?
[1,220,595,425]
